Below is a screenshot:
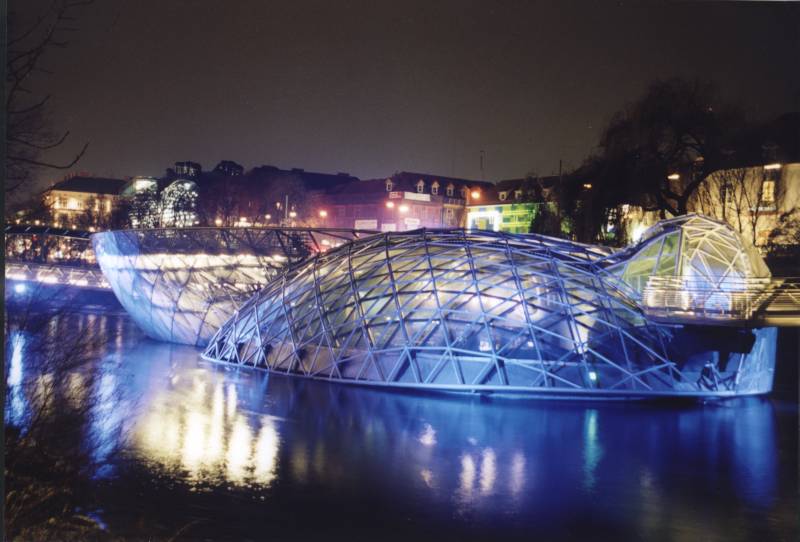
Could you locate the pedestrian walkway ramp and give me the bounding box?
[642,276,800,327]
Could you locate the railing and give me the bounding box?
[5,261,110,291]
[642,275,800,325]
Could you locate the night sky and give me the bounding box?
[13,0,799,189]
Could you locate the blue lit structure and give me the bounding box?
[203,216,783,398]
[92,228,374,346]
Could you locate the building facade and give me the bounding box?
[466,176,558,233]
[41,175,127,229]
[319,172,493,231]
[617,162,800,249]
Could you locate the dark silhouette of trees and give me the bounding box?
[577,78,745,218]
[5,293,125,539]
[6,0,93,200]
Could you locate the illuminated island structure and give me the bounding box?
[203,215,795,398]
[92,227,373,346]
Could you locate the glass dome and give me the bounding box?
[203,227,776,397]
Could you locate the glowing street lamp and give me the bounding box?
[319,210,328,218]
[289,211,297,219]
[471,190,481,200]
[265,214,272,221]
[385,201,395,209]
[214,218,223,226]
[667,173,680,180]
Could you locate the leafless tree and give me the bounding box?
[693,166,777,247]
[5,286,127,539]
[6,0,92,199]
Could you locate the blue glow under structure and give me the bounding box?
[92,228,374,346]
[203,217,779,398]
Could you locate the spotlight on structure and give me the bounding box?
[764,163,782,170]
[667,173,680,180]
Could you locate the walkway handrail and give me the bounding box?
[642,275,800,325]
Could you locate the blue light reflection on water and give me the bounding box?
[4,312,798,540]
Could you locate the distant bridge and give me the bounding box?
[5,261,110,291]
[4,224,94,239]
[5,225,109,291]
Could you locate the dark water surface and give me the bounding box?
[6,312,799,541]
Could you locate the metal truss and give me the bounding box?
[601,215,800,325]
[92,227,375,346]
[606,214,770,293]
[203,225,777,397]
[5,261,110,290]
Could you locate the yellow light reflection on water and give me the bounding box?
[479,448,497,495]
[254,418,279,485]
[134,370,280,488]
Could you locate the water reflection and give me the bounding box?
[6,334,26,425]
[131,345,279,488]
[104,341,790,518]
[4,312,797,540]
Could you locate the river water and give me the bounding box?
[5,310,799,541]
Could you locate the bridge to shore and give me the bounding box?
[641,276,800,327]
[6,261,110,291]
[6,224,800,327]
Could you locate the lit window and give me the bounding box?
[514,190,523,200]
[386,179,393,192]
[67,198,79,210]
[417,180,425,193]
[431,182,439,195]
[105,200,111,213]
[499,191,507,201]
[762,180,775,203]
[446,184,454,197]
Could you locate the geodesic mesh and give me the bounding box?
[92,228,373,346]
[607,214,771,293]
[203,229,776,397]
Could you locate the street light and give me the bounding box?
[265,214,271,221]
[214,218,223,226]
[289,211,297,218]
[667,173,680,180]
[471,190,481,200]
[319,210,328,218]
[385,201,395,208]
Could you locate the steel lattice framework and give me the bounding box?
[203,225,777,398]
[607,214,771,294]
[92,228,374,346]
